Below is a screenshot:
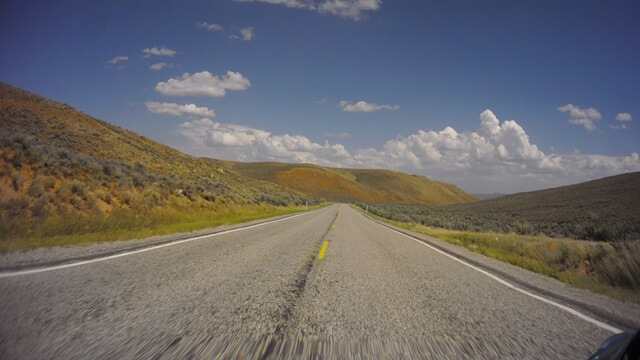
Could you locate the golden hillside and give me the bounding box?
[220,161,477,205]
[0,83,315,250]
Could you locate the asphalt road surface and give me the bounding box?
[0,204,637,359]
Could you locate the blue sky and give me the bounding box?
[1,0,639,193]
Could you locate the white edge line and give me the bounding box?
[0,209,323,278]
[375,220,622,334]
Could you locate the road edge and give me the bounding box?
[0,206,330,272]
[355,208,640,331]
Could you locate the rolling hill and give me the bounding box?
[216,161,477,205]
[0,83,317,250]
[361,172,640,241]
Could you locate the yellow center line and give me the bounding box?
[317,241,329,259]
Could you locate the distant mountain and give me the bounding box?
[0,83,313,246]
[471,193,508,200]
[214,161,477,205]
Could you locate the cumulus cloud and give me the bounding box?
[558,104,602,132]
[174,109,640,192]
[339,100,399,112]
[234,0,381,20]
[155,71,251,97]
[145,102,215,118]
[176,118,351,164]
[143,46,176,57]
[149,62,171,70]
[323,132,351,138]
[616,113,632,122]
[107,56,128,64]
[609,112,632,129]
[197,22,224,31]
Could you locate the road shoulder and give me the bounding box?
[356,209,640,331]
[0,207,330,271]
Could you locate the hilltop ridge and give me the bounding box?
[216,161,477,205]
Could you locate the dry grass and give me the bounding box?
[353,205,640,304]
[1,203,330,253]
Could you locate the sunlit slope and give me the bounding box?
[0,83,314,245]
[222,161,477,205]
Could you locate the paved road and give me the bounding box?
[0,204,636,359]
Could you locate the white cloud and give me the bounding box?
[240,27,254,41]
[609,124,628,130]
[174,109,640,193]
[197,22,224,31]
[323,132,351,138]
[229,27,255,41]
[318,0,381,20]
[339,100,399,112]
[142,46,176,57]
[155,71,251,97]
[145,102,215,118]
[149,62,171,70]
[616,112,632,122]
[234,0,381,20]
[107,56,128,64]
[234,0,315,9]
[176,118,351,164]
[558,104,602,132]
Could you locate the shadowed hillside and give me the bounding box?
[216,161,477,205]
[359,172,640,242]
[0,83,319,251]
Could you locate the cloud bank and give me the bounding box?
[155,71,251,97]
[176,118,350,165]
[175,109,640,192]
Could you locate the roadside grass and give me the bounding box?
[351,205,640,304]
[0,203,331,253]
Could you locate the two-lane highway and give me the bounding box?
[0,204,635,359]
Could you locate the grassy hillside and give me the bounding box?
[220,161,476,205]
[357,172,640,242]
[0,83,320,252]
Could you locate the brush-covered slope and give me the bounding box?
[361,172,640,241]
[220,161,476,205]
[0,83,315,247]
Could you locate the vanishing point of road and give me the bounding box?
[1,204,638,359]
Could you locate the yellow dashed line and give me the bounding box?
[317,241,329,259]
